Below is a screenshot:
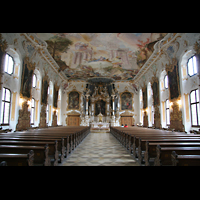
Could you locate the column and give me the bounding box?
[112,96,115,116]
[91,97,95,116]
[111,94,116,126]
[85,94,90,115]
[85,94,90,126]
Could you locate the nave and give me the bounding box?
[59,131,140,166]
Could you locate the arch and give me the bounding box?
[1,47,21,132]
[160,69,170,128]
[180,49,195,81]
[5,47,21,79]
[33,68,41,89]
[180,49,200,133]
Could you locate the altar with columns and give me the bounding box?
[81,77,120,130]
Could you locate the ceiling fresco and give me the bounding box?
[36,33,167,81]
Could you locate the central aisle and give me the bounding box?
[60,132,140,166]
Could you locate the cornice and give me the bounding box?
[20,33,67,83]
[133,33,183,84]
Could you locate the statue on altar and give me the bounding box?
[98,112,103,122]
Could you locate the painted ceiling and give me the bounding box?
[36,33,167,81]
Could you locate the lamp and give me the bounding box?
[19,98,24,105]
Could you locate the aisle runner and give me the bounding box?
[60,132,139,166]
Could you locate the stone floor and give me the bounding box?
[59,131,140,166]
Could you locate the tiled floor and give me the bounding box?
[59,131,140,166]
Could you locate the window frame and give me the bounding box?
[187,55,198,77]
[164,75,168,89]
[46,104,49,124]
[152,105,154,125]
[1,87,11,125]
[32,73,37,88]
[30,98,35,125]
[190,89,200,127]
[4,53,14,75]
[166,99,170,126]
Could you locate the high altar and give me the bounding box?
[81,77,119,132]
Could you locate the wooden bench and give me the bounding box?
[0,137,65,163]
[111,127,200,166]
[0,126,90,166]
[144,142,200,166]
[0,150,34,166]
[0,140,58,166]
[137,137,200,165]
[154,145,200,166]
[0,144,50,166]
[0,126,90,159]
[171,151,200,166]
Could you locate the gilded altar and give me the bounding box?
[90,122,110,132]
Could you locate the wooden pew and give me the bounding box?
[0,137,65,163]
[111,127,200,166]
[0,126,90,166]
[0,144,50,166]
[171,151,200,166]
[0,150,34,166]
[155,145,200,166]
[138,137,200,165]
[144,142,200,166]
[0,127,90,165]
[0,140,58,166]
[0,126,90,160]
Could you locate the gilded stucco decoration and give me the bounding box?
[0,33,8,52]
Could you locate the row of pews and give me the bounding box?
[0,126,90,166]
[110,126,200,166]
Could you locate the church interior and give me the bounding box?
[0,33,200,166]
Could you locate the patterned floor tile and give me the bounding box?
[59,132,140,166]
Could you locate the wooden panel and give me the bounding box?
[68,116,80,126]
[121,117,132,126]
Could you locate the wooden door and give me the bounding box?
[121,116,132,127]
[68,115,80,126]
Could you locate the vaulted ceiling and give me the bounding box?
[36,33,167,81]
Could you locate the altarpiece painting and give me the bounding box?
[20,57,35,99]
[168,63,180,100]
[68,91,79,110]
[121,92,132,110]
[53,85,59,108]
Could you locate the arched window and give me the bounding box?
[4,54,14,75]
[164,75,168,89]
[187,55,197,77]
[190,89,199,126]
[1,88,11,125]
[32,74,37,88]
[31,98,35,124]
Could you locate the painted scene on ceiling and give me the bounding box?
[36,33,167,81]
